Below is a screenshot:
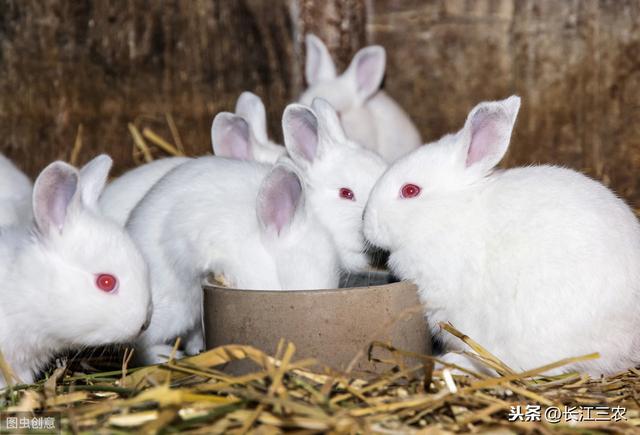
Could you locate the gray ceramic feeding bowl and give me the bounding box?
[203,272,431,376]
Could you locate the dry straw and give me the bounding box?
[9,120,632,433]
[127,114,186,164]
[0,323,638,434]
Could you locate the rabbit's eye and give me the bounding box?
[339,187,355,201]
[96,274,118,293]
[400,183,421,199]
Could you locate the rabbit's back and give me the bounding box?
[433,165,640,373]
[483,166,640,275]
[101,157,191,225]
[127,156,275,288]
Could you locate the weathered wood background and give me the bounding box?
[1,0,640,203]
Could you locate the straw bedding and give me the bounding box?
[1,127,638,434]
[1,322,639,434]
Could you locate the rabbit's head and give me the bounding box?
[282,98,387,271]
[299,34,386,114]
[364,96,521,251]
[29,155,152,346]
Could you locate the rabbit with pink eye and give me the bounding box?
[0,155,152,387]
[300,34,421,163]
[282,98,388,272]
[127,157,338,365]
[364,95,640,376]
[99,92,282,226]
[0,154,33,228]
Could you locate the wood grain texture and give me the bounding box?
[1,0,640,206]
[369,0,640,202]
[296,0,367,71]
[0,0,297,175]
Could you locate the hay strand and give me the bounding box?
[128,123,153,163]
[69,123,83,166]
[142,128,184,157]
[1,325,637,433]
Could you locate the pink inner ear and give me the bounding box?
[357,56,378,92]
[354,49,384,98]
[217,118,251,160]
[288,110,319,163]
[466,112,499,167]
[34,164,78,233]
[259,169,302,234]
[49,184,75,229]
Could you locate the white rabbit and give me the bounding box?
[282,98,387,272]
[364,95,640,376]
[0,154,33,228]
[299,34,421,163]
[0,155,152,387]
[127,157,338,364]
[100,92,283,226]
[100,157,191,225]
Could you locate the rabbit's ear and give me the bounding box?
[33,161,79,234]
[211,113,253,160]
[459,96,521,172]
[257,165,302,235]
[311,98,346,143]
[305,34,337,85]
[79,154,112,209]
[343,45,386,104]
[235,92,269,144]
[282,103,320,165]
[283,100,350,168]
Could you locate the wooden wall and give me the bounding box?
[2,0,640,204]
[0,0,299,174]
[372,0,640,203]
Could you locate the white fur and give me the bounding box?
[127,157,339,364]
[0,155,151,387]
[299,34,421,162]
[0,154,33,228]
[282,98,388,272]
[100,157,191,226]
[364,96,640,376]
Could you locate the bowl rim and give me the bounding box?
[202,278,417,296]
